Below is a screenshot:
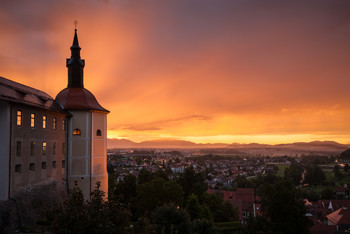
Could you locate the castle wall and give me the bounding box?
[9,104,66,197]
[67,110,108,199]
[91,111,108,196]
[67,111,91,199]
[0,101,11,200]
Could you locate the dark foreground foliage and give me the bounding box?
[46,182,130,234]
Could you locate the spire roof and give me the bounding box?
[71,29,80,50]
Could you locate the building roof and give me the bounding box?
[327,207,350,225]
[56,87,109,113]
[55,29,109,113]
[327,208,343,224]
[0,76,66,114]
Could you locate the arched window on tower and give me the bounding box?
[73,128,81,135]
[96,129,102,136]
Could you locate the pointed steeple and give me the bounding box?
[67,29,85,88]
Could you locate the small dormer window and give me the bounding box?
[73,129,81,135]
[96,129,102,136]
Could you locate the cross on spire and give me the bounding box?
[74,20,78,30]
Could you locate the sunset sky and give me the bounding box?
[1,0,350,144]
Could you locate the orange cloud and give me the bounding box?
[1,0,350,144]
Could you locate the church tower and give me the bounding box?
[56,29,109,199]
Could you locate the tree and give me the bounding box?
[136,178,183,215]
[304,164,326,185]
[48,182,130,233]
[235,175,255,188]
[108,173,117,197]
[114,174,137,204]
[249,181,312,234]
[138,168,152,184]
[192,219,215,234]
[284,161,303,185]
[185,194,212,221]
[334,164,340,173]
[178,166,207,201]
[202,193,239,222]
[340,148,350,160]
[321,187,335,200]
[344,163,349,173]
[334,164,343,179]
[151,203,192,234]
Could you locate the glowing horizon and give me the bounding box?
[1,0,350,145]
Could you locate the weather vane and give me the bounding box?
[74,20,78,30]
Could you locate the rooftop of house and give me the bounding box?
[0,76,66,114]
[56,87,109,113]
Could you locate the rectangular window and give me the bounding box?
[42,142,47,155]
[62,143,66,155]
[41,162,47,169]
[29,163,35,171]
[62,160,65,168]
[43,115,47,128]
[52,161,56,168]
[53,117,57,130]
[17,110,22,126]
[15,164,22,173]
[30,141,35,156]
[31,113,35,127]
[16,141,21,156]
[62,119,66,130]
[53,142,56,155]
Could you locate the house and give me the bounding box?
[326,207,350,232]
[208,188,260,222]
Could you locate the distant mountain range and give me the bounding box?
[107,138,349,155]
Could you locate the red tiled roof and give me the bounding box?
[0,76,65,113]
[327,208,343,224]
[56,87,109,113]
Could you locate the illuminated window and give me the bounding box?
[53,117,57,130]
[17,110,22,126]
[73,129,81,135]
[31,113,35,127]
[96,129,102,136]
[16,141,21,156]
[42,142,47,155]
[53,142,56,155]
[41,162,47,169]
[43,115,47,128]
[30,141,35,156]
[62,119,66,130]
[29,163,35,171]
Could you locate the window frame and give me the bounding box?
[42,142,47,155]
[43,115,47,129]
[16,141,21,156]
[31,113,35,128]
[17,110,22,126]
[72,128,81,135]
[53,117,57,130]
